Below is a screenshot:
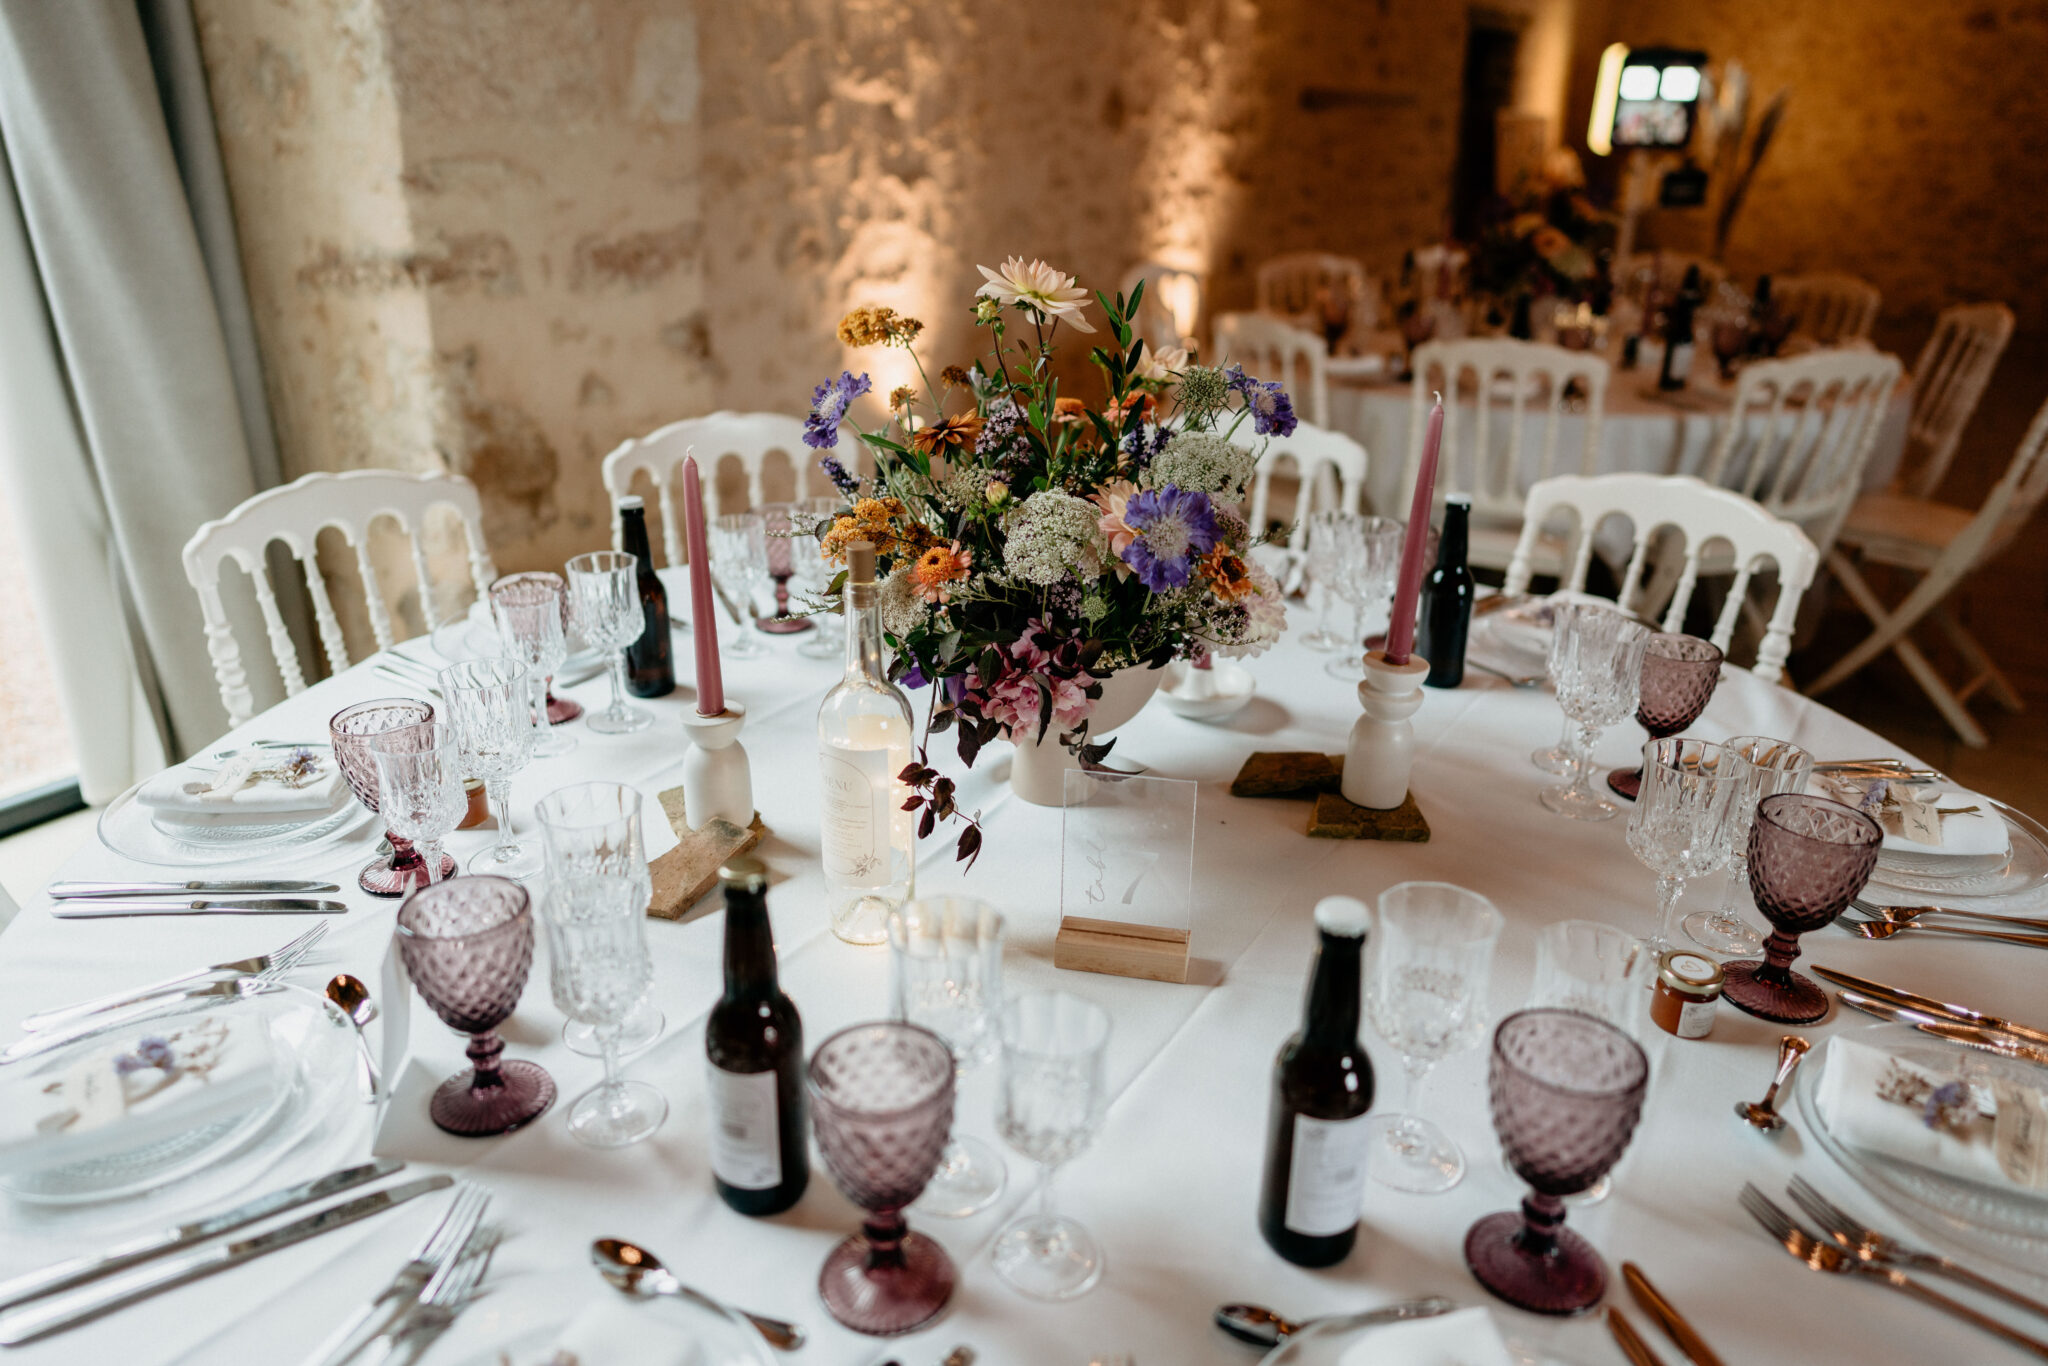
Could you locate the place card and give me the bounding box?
[1054,770,1196,984]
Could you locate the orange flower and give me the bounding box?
[908,412,984,457]
[1102,391,1157,426]
[1199,544,1256,602]
[1052,396,1090,425]
[910,541,975,604]
[821,496,938,562]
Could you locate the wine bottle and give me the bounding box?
[616,496,675,698]
[705,855,808,1216]
[1659,264,1702,392]
[1415,495,1474,689]
[815,540,915,945]
[1749,273,1776,357]
[1259,896,1375,1267]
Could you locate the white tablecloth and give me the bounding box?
[1,620,2041,1365]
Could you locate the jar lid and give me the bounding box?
[1658,949,1723,992]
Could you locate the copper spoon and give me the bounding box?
[1735,1035,1811,1133]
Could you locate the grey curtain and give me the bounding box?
[0,0,281,794]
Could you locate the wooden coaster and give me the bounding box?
[1231,751,1430,842]
[646,786,765,922]
[1307,790,1430,842]
[1228,751,1343,798]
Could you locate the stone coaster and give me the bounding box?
[1231,751,1431,842]
[1228,751,1343,798]
[647,785,765,922]
[1308,790,1430,842]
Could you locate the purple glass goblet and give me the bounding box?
[756,502,815,635]
[1723,793,1882,1024]
[1465,1009,1648,1315]
[807,1021,957,1336]
[396,874,557,1137]
[1609,633,1722,801]
[330,699,456,896]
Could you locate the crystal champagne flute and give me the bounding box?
[535,781,665,1057]
[439,656,540,878]
[565,551,653,734]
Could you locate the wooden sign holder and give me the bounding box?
[646,785,764,922]
[1054,915,1191,984]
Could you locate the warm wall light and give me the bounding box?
[1618,64,1661,102]
[1601,46,1707,152]
[1587,43,1628,156]
[1658,66,1700,102]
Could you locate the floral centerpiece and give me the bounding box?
[801,258,1295,863]
[1468,151,1615,313]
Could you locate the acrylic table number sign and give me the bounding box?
[1053,770,1197,984]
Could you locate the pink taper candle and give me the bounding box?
[1383,391,1444,665]
[680,450,725,716]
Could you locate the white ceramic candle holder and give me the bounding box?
[1341,650,1429,810]
[681,701,753,830]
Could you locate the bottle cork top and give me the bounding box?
[720,854,767,892]
[616,494,644,511]
[849,540,877,583]
[1313,895,1370,938]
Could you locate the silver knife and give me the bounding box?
[51,899,348,919]
[0,1175,453,1345]
[0,1159,404,1311]
[0,979,266,1065]
[49,881,342,898]
[1840,991,2048,1064]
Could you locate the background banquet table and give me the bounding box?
[0,615,2040,1365]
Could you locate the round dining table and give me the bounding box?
[0,607,2039,1366]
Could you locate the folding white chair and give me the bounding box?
[1254,252,1376,335]
[1213,311,1330,428]
[1898,302,2013,498]
[1773,272,1881,346]
[1118,261,1203,356]
[1809,394,2048,746]
[1503,473,1818,684]
[182,470,497,726]
[601,411,834,568]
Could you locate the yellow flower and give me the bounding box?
[939,365,973,389]
[837,305,925,348]
[974,257,1095,333]
[908,412,984,458]
[910,541,975,604]
[821,496,940,563]
[889,385,918,412]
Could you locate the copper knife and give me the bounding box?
[1606,1306,1671,1366]
[1623,1262,1724,1366]
[1813,966,2048,1049]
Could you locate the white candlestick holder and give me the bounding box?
[681,701,753,830]
[1341,650,1429,810]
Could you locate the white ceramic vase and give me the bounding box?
[1007,667,1163,806]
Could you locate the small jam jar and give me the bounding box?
[1651,950,1723,1039]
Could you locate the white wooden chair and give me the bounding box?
[1699,349,1902,560]
[1254,252,1377,336]
[181,469,497,727]
[1245,419,1368,539]
[1809,394,2048,746]
[1403,338,1609,573]
[1898,302,2013,498]
[601,411,822,568]
[1503,473,1818,685]
[1213,311,1330,428]
[1773,272,1881,346]
[1118,261,1203,355]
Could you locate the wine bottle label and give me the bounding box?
[1284,1111,1371,1237]
[707,1063,782,1190]
[819,745,891,886]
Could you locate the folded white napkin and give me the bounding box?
[0,1010,278,1178]
[138,749,345,825]
[1815,1036,2048,1194]
[1338,1307,1516,1366]
[546,1298,703,1366]
[1877,787,2009,871]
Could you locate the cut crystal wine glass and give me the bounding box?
[369,721,465,894]
[1723,793,1882,1024]
[1624,737,1741,953]
[396,874,556,1137]
[1301,510,1360,652]
[889,897,1007,1220]
[1540,605,1652,821]
[330,698,452,895]
[565,551,654,734]
[1530,598,1583,775]
[808,1021,957,1335]
[1519,918,1650,1207]
[1607,633,1722,800]
[709,512,769,659]
[535,781,665,1058]
[1684,736,1814,955]
[1323,514,1404,681]
[1366,881,1503,1194]
[492,571,576,757]
[1464,1009,1648,1315]
[793,495,845,660]
[439,656,540,879]
[993,991,1112,1301]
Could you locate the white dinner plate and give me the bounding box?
[1863,797,2048,903]
[1795,1021,2048,1281]
[97,772,378,870]
[433,1268,775,1366]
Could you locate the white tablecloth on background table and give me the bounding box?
[0,619,2041,1366]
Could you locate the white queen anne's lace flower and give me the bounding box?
[1146,431,1256,502]
[878,568,930,640]
[974,258,1095,333]
[1003,489,1106,585]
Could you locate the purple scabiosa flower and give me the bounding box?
[1249,380,1298,437]
[1120,484,1219,592]
[1119,422,1171,470]
[803,371,872,450]
[819,454,860,495]
[1223,362,1255,398]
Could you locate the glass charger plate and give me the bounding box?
[98,775,377,869]
[1260,1304,1582,1365]
[1794,1021,2048,1281]
[1867,797,2048,902]
[435,1270,774,1366]
[0,983,358,1207]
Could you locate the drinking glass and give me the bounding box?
[1722,793,1882,1024]
[536,782,665,1148]
[1528,919,1650,1034]
[1530,599,1583,775]
[756,501,814,635]
[1322,514,1404,682]
[396,874,556,1137]
[1366,882,1503,1193]
[709,512,769,659]
[793,495,845,660]
[549,587,585,724]
[565,551,654,734]
[1625,738,1741,953]
[1684,736,1815,954]
[1464,1009,1648,1315]
[369,721,465,893]
[808,1021,957,1335]
[1540,606,1652,821]
[492,571,576,757]
[1606,633,1722,800]
[993,991,1112,1300]
[535,782,665,1057]
[889,897,1007,1219]
[439,656,541,878]
[330,698,453,895]
[1301,510,1361,652]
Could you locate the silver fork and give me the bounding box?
[1738,1184,2048,1359]
[22,922,331,1032]
[1853,897,2048,935]
[1786,1175,2048,1322]
[370,1231,498,1366]
[303,1184,489,1366]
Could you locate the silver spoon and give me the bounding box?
[1735,1034,1810,1133]
[325,974,382,1103]
[592,1238,803,1351]
[1467,659,1544,689]
[1214,1296,1455,1349]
